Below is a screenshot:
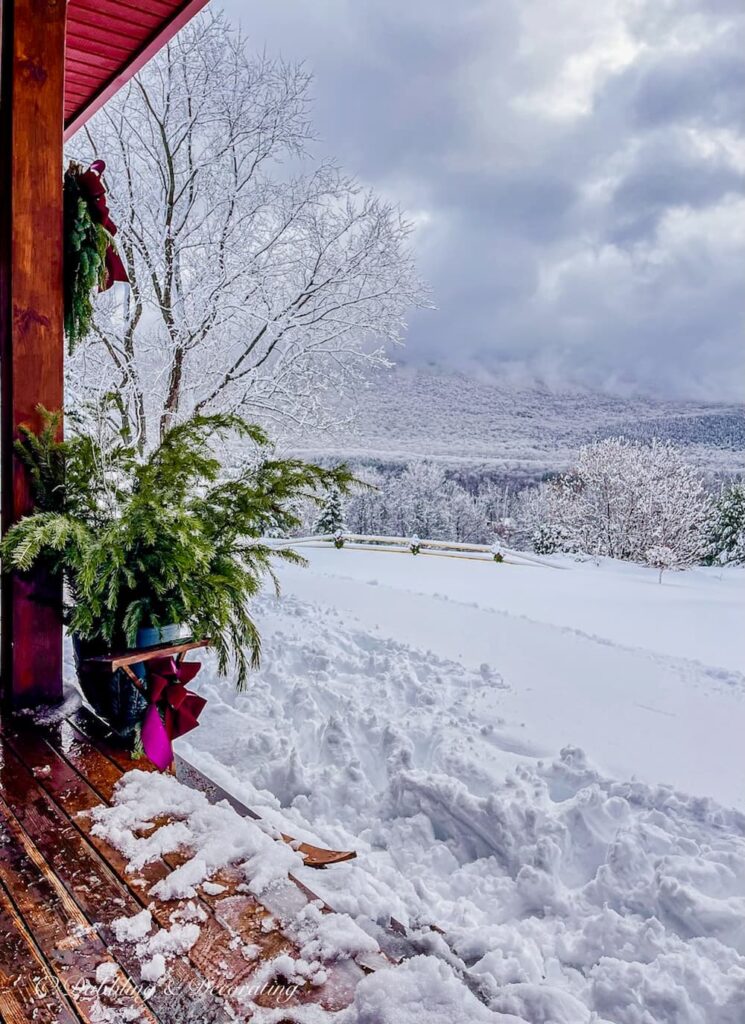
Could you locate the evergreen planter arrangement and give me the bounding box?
[1,409,351,751]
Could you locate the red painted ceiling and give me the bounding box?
[64,0,211,141]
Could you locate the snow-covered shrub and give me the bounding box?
[706,480,745,564]
[517,438,712,565]
[491,542,504,563]
[645,544,678,582]
[516,474,583,554]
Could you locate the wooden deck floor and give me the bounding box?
[0,709,369,1023]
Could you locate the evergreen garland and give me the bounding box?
[63,162,114,352]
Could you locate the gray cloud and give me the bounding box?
[219,0,745,399]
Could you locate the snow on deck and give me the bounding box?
[179,550,745,1023]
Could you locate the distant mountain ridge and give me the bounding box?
[292,368,745,483]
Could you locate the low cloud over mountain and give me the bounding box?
[221,0,745,399]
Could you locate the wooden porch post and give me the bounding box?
[0,0,65,707]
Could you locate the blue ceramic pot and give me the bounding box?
[132,623,192,679]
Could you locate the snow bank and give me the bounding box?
[341,955,504,1024]
[176,552,745,1022]
[274,552,745,804]
[293,546,745,671]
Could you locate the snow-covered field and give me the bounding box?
[176,549,745,1022]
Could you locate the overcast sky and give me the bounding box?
[219,0,744,400]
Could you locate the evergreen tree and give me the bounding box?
[315,486,346,536]
[707,481,745,565]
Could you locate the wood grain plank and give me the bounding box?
[0,731,232,1024]
[67,706,162,775]
[64,0,213,137]
[65,12,151,45]
[84,637,209,671]
[3,725,305,1009]
[0,795,160,1024]
[0,878,82,1024]
[70,0,174,26]
[19,718,367,1012]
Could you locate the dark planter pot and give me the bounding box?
[73,623,190,737]
[73,635,146,737]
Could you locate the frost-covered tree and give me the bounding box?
[315,486,346,536]
[515,474,582,554]
[344,468,389,536]
[387,463,457,539]
[306,461,508,544]
[479,481,516,545]
[516,438,712,564]
[645,544,678,583]
[67,12,426,449]
[707,481,745,565]
[440,483,487,543]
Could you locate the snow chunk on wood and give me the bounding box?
[94,962,119,986]
[288,901,379,963]
[111,908,153,943]
[90,768,305,900]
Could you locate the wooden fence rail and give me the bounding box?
[261,534,566,569]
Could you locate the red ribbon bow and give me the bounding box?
[77,159,129,290]
[141,656,207,771]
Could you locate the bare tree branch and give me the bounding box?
[66,10,428,448]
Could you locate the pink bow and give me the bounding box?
[141,656,206,771]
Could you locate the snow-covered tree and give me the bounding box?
[387,462,450,539]
[329,463,511,544]
[68,12,427,449]
[645,544,678,583]
[315,486,346,536]
[707,481,745,565]
[478,482,514,541]
[516,474,581,555]
[344,468,389,536]
[442,484,489,544]
[516,438,712,565]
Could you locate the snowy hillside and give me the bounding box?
[291,368,745,482]
[178,549,745,1022]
